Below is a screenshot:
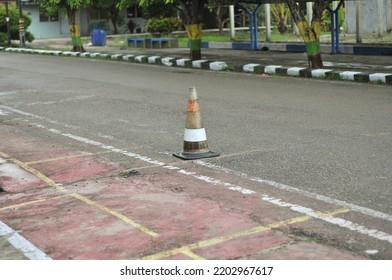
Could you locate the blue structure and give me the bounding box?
[327,1,345,54]
[237,3,263,50]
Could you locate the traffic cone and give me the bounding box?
[173,87,219,160]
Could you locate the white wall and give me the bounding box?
[24,6,68,39]
[346,0,391,34]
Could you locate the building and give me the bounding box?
[8,1,146,39]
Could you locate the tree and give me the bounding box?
[40,0,92,52]
[92,0,123,34]
[0,3,34,45]
[178,0,206,60]
[286,0,330,69]
[119,0,206,60]
[271,4,290,34]
[208,0,236,36]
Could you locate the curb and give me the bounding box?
[192,41,392,56]
[234,63,392,85]
[2,47,391,85]
[1,47,229,72]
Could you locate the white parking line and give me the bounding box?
[0,221,51,260]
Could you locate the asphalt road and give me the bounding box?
[1,52,392,258]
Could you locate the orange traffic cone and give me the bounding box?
[173,87,219,160]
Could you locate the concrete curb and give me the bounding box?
[2,47,391,85]
[193,41,392,56]
[2,47,230,72]
[234,63,392,85]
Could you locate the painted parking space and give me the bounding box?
[0,124,367,260]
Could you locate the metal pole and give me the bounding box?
[252,11,257,49]
[265,3,271,42]
[229,5,235,41]
[18,0,26,47]
[335,5,340,53]
[330,10,335,54]
[5,0,11,46]
[355,0,362,43]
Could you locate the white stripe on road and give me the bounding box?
[262,195,392,244]
[194,160,392,223]
[0,221,51,260]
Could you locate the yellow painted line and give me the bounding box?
[70,193,159,238]
[142,208,351,260]
[142,215,311,260]
[0,151,66,192]
[180,249,206,260]
[0,150,159,238]
[0,195,70,212]
[319,208,351,217]
[25,152,93,165]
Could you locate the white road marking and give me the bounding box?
[194,160,392,223]
[262,195,392,244]
[0,221,51,260]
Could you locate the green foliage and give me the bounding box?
[40,0,93,11]
[141,1,177,18]
[0,3,34,44]
[147,17,181,35]
[0,32,7,44]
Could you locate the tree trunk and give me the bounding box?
[215,6,224,35]
[110,6,119,35]
[186,23,202,60]
[180,0,206,60]
[67,8,85,52]
[297,21,323,69]
[287,0,329,69]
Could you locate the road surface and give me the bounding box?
[1,53,391,260]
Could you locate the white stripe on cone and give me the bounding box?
[183,128,207,142]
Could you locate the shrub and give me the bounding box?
[0,32,7,45]
[147,17,182,35]
[0,3,34,43]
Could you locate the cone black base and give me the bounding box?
[173,151,220,160]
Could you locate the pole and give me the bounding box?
[355,1,362,43]
[265,4,271,42]
[5,0,11,46]
[229,5,235,41]
[377,0,384,37]
[306,2,313,26]
[18,0,26,47]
